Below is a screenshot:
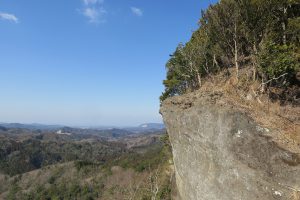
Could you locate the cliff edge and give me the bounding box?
[160,91,300,200]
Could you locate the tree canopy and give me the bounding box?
[161,0,300,102]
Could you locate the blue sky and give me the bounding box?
[0,0,217,126]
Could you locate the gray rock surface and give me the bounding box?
[160,92,300,200]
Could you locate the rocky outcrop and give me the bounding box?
[160,92,300,200]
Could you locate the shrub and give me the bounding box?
[258,43,299,86]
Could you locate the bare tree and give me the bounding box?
[148,165,161,200]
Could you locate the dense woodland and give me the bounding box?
[0,129,172,199]
[0,136,125,176]
[161,0,300,101]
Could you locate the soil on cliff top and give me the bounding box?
[162,68,300,154]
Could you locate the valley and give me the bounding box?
[0,124,173,200]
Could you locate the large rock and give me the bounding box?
[160,92,300,200]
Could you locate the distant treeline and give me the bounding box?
[0,137,126,176]
[161,0,299,101]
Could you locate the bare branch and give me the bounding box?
[261,73,288,86]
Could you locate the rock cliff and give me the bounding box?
[160,91,300,200]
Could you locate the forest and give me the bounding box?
[0,128,172,200]
[161,0,300,102]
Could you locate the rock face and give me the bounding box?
[160,92,300,200]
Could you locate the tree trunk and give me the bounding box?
[196,70,201,88]
[213,54,220,70]
[234,39,239,78]
[234,22,239,78]
[253,66,256,81]
[185,79,189,92]
[253,43,258,81]
[282,7,287,45]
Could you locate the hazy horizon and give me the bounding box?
[0,0,217,126]
[0,120,164,128]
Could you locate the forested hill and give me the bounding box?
[161,0,300,102]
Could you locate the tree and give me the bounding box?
[160,44,189,101]
[204,0,246,77]
[160,0,300,101]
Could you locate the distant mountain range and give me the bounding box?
[138,123,165,129]
[0,123,63,130]
[125,123,165,133]
[0,122,165,133]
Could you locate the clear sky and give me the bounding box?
[0,0,217,126]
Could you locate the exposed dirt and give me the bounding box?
[163,67,300,154]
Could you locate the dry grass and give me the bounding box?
[198,67,300,153]
[290,191,300,200]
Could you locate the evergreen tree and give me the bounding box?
[160,0,300,102]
